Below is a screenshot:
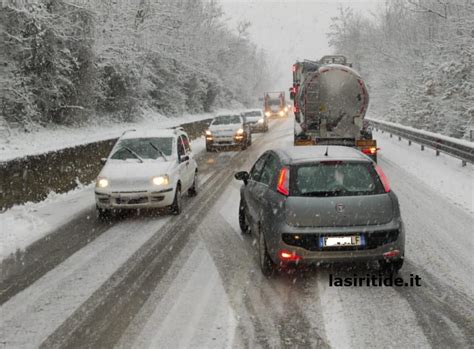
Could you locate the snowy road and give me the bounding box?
[1,117,473,348]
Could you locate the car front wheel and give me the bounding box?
[188,172,198,197]
[238,199,250,234]
[170,186,182,215]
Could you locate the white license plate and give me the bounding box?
[323,236,361,247]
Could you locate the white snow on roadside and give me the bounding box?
[0,109,233,162]
[0,185,95,261]
[375,130,474,213]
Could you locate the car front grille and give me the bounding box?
[282,230,400,251]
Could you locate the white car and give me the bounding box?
[205,114,252,151]
[241,109,268,133]
[95,128,198,218]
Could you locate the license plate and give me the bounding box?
[323,235,361,247]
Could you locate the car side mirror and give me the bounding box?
[179,154,189,163]
[100,158,107,165]
[234,171,249,185]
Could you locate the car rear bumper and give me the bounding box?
[95,187,175,209]
[249,123,267,132]
[267,221,405,265]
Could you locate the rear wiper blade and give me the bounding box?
[120,146,144,163]
[300,189,345,197]
[148,142,168,161]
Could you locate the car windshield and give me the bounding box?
[268,99,281,106]
[110,137,173,160]
[212,115,241,125]
[243,111,262,117]
[292,162,384,196]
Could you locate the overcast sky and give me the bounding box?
[219,0,382,91]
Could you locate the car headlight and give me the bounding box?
[152,175,169,186]
[205,130,212,136]
[236,128,244,135]
[279,110,285,117]
[96,177,109,188]
[284,107,288,112]
[265,111,271,117]
[257,118,264,124]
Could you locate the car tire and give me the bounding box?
[379,258,404,275]
[241,140,247,150]
[206,144,213,152]
[258,226,275,277]
[97,206,112,222]
[248,133,252,146]
[238,199,250,234]
[188,172,198,197]
[170,185,182,215]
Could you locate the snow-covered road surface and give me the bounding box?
[1,117,472,348]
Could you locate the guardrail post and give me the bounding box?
[390,133,392,138]
[436,150,440,156]
[408,140,412,146]
[398,136,401,141]
[462,160,467,167]
[421,145,424,151]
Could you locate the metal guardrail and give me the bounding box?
[367,118,474,166]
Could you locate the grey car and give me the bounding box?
[235,146,405,276]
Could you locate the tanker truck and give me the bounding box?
[290,55,377,161]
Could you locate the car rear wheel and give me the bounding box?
[170,186,182,215]
[238,199,250,234]
[379,258,404,274]
[188,172,198,197]
[258,226,275,277]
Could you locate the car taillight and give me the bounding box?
[293,105,299,113]
[362,147,378,155]
[279,250,301,261]
[277,167,290,196]
[375,165,390,192]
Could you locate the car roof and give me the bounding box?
[274,146,370,164]
[120,128,182,140]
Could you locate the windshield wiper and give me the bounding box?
[148,142,168,161]
[120,146,144,163]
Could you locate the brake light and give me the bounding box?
[375,165,390,192]
[362,147,377,155]
[277,167,290,196]
[293,105,299,113]
[279,250,301,261]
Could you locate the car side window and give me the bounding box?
[177,136,186,157]
[249,154,267,182]
[181,135,191,153]
[259,154,279,186]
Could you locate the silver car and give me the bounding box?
[241,109,268,133]
[235,146,405,276]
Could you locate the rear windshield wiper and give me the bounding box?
[119,146,144,163]
[299,189,345,197]
[148,142,168,161]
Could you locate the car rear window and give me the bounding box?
[291,161,385,197]
[111,137,173,160]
